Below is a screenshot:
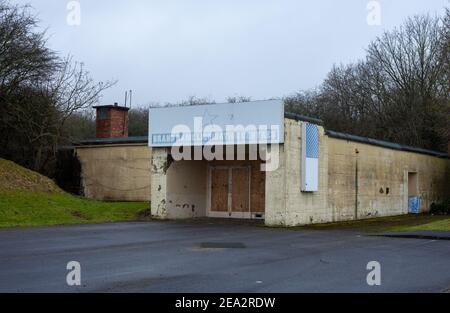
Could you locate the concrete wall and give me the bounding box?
[151,154,265,219]
[265,118,329,226]
[266,117,450,226]
[327,137,450,221]
[150,148,169,217]
[151,149,209,219]
[166,160,207,218]
[77,118,449,226]
[76,144,151,201]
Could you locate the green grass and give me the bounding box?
[0,157,150,228]
[0,190,150,228]
[296,214,450,233]
[386,217,450,232]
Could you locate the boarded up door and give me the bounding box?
[209,165,256,218]
[250,163,265,214]
[231,167,250,213]
[210,168,229,212]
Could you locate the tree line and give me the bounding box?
[65,95,255,142]
[126,10,450,152]
[285,10,450,152]
[0,1,114,176]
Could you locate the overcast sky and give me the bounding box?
[18,0,449,107]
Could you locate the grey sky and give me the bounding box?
[18,0,449,107]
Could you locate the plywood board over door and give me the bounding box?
[250,163,265,215]
[210,168,229,213]
[231,167,250,213]
[208,160,266,219]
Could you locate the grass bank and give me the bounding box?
[0,157,149,228]
[0,190,149,228]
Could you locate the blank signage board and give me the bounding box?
[301,123,319,192]
[148,100,284,147]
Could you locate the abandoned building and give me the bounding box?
[74,100,450,226]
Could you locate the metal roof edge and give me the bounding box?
[284,112,324,125]
[75,136,148,146]
[325,130,449,159]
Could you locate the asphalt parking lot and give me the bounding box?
[0,219,449,292]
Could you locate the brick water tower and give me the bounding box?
[94,103,129,138]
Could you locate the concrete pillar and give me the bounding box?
[265,119,329,226]
[264,144,287,226]
[151,147,169,218]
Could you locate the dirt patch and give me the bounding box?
[70,211,89,220]
[136,208,152,220]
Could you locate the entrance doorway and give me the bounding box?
[408,172,418,197]
[209,166,250,218]
[408,172,420,213]
[208,162,265,219]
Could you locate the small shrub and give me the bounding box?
[430,199,450,215]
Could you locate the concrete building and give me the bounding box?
[75,101,450,226]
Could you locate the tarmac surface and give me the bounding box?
[0,220,449,292]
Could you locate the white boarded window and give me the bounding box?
[301,123,319,192]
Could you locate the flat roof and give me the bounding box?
[76,136,148,146]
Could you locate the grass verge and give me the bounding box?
[0,190,149,228]
[296,214,450,233]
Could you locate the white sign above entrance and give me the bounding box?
[148,100,284,147]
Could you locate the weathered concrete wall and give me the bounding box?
[150,148,169,218]
[265,118,329,226]
[166,160,207,218]
[76,144,151,201]
[152,157,266,219]
[264,144,286,225]
[76,119,448,224]
[327,137,450,221]
[152,150,208,219]
[265,118,450,226]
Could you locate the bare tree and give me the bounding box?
[226,95,252,103]
[0,1,115,174]
[285,12,449,151]
[162,95,216,107]
[440,8,450,146]
[0,2,56,94]
[365,14,448,149]
[128,107,148,136]
[47,56,116,136]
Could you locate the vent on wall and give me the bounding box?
[301,123,319,192]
